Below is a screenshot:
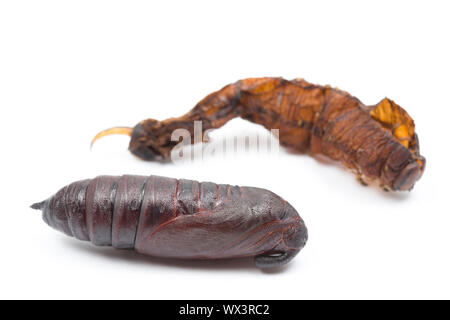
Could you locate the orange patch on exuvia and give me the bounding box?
[370,98,415,149]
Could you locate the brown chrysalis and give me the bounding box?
[92,77,425,191]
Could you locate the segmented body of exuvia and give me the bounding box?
[93,77,425,191]
[31,175,308,268]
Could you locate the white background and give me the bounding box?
[0,1,448,299]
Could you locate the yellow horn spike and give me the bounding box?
[90,127,133,149]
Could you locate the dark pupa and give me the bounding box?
[32,175,308,269]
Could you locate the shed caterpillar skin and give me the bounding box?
[31,175,308,269]
[92,77,426,191]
